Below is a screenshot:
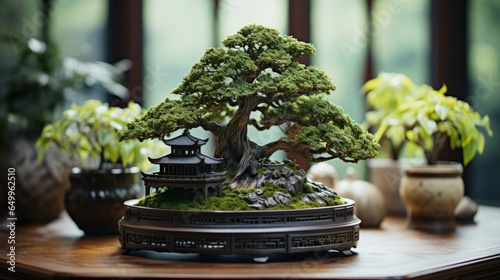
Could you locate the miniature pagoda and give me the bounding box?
[141,130,226,199]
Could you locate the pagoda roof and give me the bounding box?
[163,130,208,146]
[149,153,223,165]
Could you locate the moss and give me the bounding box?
[260,181,281,197]
[283,160,302,175]
[303,182,314,194]
[137,183,343,211]
[256,167,268,174]
[327,196,345,206]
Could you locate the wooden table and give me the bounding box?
[1,206,500,280]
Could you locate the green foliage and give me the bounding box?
[397,85,492,165]
[369,73,493,166]
[118,99,206,142]
[270,95,379,162]
[118,24,378,173]
[0,35,128,153]
[36,100,165,170]
[362,73,417,159]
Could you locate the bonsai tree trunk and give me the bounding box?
[213,95,262,188]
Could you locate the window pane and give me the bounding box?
[312,0,368,178]
[468,0,500,206]
[0,0,107,106]
[51,0,107,61]
[144,0,213,108]
[372,0,430,85]
[143,0,213,151]
[0,0,39,67]
[218,0,287,39]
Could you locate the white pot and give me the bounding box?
[400,162,464,232]
[336,168,385,228]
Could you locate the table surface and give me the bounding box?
[1,206,500,280]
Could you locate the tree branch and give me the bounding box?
[199,119,222,136]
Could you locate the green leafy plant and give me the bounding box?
[36,100,165,170]
[375,82,493,166]
[362,72,416,160]
[0,36,129,154]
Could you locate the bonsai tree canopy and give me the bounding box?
[119,24,379,188]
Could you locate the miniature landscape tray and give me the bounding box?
[118,198,360,262]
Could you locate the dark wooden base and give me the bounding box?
[118,199,360,262]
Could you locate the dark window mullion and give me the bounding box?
[107,0,144,107]
[288,0,310,170]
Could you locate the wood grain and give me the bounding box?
[1,206,500,279]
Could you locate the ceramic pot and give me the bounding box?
[400,162,464,232]
[306,162,338,189]
[368,158,406,216]
[335,167,385,228]
[66,167,142,235]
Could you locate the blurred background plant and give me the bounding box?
[395,84,493,166]
[36,100,164,171]
[0,35,129,154]
[362,72,416,160]
[365,73,492,166]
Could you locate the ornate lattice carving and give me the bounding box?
[127,233,168,247]
[292,232,352,248]
[234,238,286,250]
[174,238,227,250]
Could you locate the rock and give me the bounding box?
[238,159,341,209]
[256,174,267,187]
[265,197,278,207]
[281,168,293,178]
[247,192,260,204]
[455,196,478,223]
[273,192,291,205]
[248,203,263,209]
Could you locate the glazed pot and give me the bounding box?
[66,167,142,235]
[399,162,464,232]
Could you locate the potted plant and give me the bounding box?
[362,72,417,216]
[36,100,164,234]
[376,83,493,232]
[0,35,129,224]
[115,25,380,260]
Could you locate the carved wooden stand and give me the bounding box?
[118,199,360,262]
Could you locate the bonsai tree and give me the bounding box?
[376,83,493,166]
[362,72,416,160]
[36,100,164,170]
[119,24,379,189]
